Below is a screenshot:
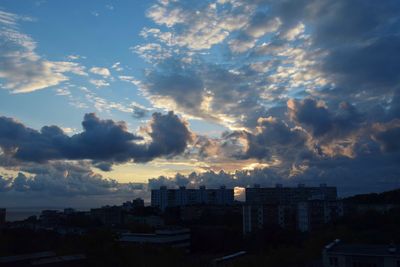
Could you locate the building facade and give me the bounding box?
[246,184,338,204]
[297,200,344,232]
[243,184,342,234]
[323,239,400,267]
[151,186,234,211]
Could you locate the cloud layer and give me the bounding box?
[2,0,400,204]
[0,111,192,164]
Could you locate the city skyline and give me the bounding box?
[1,0,400,208]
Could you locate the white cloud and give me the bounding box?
[118,75,141,86]
[283,22,305,41]
[67,54,86,60]
[60,127,77,134]
[89,67,111,77]
[0,10,87,93]
[111,62,123,72]
[144,1,254,51]
[55,88,71,96]
[89,79,110,88]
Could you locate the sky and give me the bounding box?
[0,0,400,208]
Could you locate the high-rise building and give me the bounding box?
[297,199,344,232]
[243,204,297,233]
[246,183,337,204]
[151,186,234,211]
[243,184,343,235]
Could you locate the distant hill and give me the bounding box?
[344,188,400,204]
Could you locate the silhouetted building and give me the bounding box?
[63,208,76,215]
[151,186,234,211]
[298,199,343,232]
[243,184,342,234]
[122,198,145,211]
[132,198,145,208]
[243,204,297,233]
[119,228,191,250]
[0,208,6,225]
[90,206,123,226]
[180,204,242,222]
[323,239,400,267]
[40,210,62,227]
[246,183,337,204]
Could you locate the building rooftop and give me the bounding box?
[326,240,400,257]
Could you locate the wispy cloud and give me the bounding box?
[0,10,87,93]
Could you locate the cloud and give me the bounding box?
[147,111,193,159]
[229,14,282,53]
[144,1,252,50]
[89,67,111,77]
[240,116,308,161]
[142,59,278,129]
[288,98,363,140]
[0,112,192,164]
[0,160,149,207]
[131,104,149,119]
[0,10,87,93]
[373,120,400,153]
[89,79,110,88]
[111,62,123,72]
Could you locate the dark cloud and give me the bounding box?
[268,0,400,97]
[288,99,363,140]
[147,111,193,159]
[0,160,150,207]
[239,117,307,161]
[0,175,12,192]
[144,58,276,128]
[0,111,192,164]
[131,105,148,119]
[322,37,400,92]
[146,60,206,117]
[93,161,113,172]
[374,122,400,153]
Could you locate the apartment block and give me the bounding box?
[243,184,343,234]
[151,186,234,211]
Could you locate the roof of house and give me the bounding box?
[326,241,400,257]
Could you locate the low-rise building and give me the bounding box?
[323,239,400,267]
[124,214,164,228]
[119,228,191,250]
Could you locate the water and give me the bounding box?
[5,207,62,222]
